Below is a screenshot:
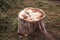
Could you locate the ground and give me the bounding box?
[0,0,60,40]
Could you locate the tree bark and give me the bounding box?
[17,18,51,40]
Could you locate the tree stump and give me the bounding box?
[18,7,54,40]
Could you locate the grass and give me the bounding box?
[0,0,60,40]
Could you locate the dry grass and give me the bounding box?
[0,0,60,40]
